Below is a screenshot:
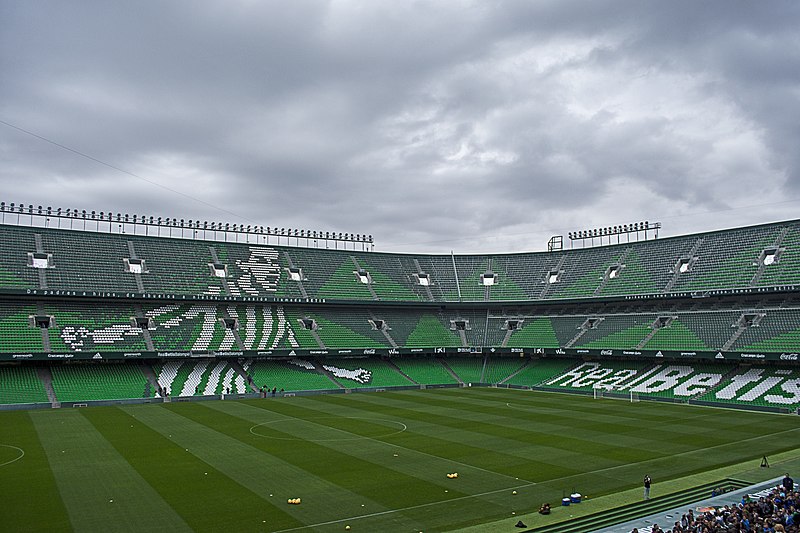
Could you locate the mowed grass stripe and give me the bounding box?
[238,396,537,483]
[81,406,298,533]
[475,387,800,451]
[279,394,580,482]
[197,401,483,525]
[215,398,523,487]
[417,388,800,460]
[361,388,799,458]
[29,409,190,533]
[302,391,655,477]
[123,402,422,532]
[217,399,540,532]
[306,389,799,498]
[370,388,747,452]
[451,389,800,479]
[0,411,70,532]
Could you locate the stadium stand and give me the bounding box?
[446,357,486,384]
[0,365,49,404]
[246,359,338,392]
[50,363,152,402]
[503,358,578,388]
[322,357,413,389]
[390,357,458,385]
[1,216,800,409]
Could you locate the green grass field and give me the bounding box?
[1,387,799,532]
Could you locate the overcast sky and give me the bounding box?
[1,1,799,254]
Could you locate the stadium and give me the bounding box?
[1,205,799,532]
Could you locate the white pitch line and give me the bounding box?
[270,481,537,533]
[0,444,25,467]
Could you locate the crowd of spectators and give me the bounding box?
[631,474,797,533]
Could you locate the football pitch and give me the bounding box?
[1,387,799,533]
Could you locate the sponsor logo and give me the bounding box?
[410,348,424,353]
[715,352,725,359]
[362,349,375,355]
[600,350,613,356]
[457,347,471,353]
[741,353,766,359]
[511,348,524,353]
[470,347,483,354]
[92,353,103,360]
[288,350,297,356]
[655,351,664,357]
[338,350,352,354]
[435,347,445,354]
[490,347,496,353]
[48,353,74,359]
[555,349,566,355]
[213,351,243,357]
[257,351,273,356]
[780,353,799,361]
[680,352,697,357]
[622,351,642,356]
[123,352,142,358]
[532,348,544,354]
[388,349,399,355]
[309,350,329,355]
[12,353,33,359]
[576,349,589,354]
[157,352,191,358]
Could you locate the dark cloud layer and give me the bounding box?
[1,1,799,253]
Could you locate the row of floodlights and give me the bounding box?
[568,221,660,240]
[0,202,373,243]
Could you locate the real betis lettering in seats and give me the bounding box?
[545,362,800,407]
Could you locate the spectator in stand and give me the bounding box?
[785,473,795,493]
[630,480,800,532]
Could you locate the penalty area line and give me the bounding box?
[270,481,537,533]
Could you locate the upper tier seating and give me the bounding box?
[2,219,799,302]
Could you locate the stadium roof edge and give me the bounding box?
[1,215,799,258]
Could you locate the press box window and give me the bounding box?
[287,267,305,282]
[673,256,698,274]
[124,258,147,274]
[29,315,55,328]
[450,319,470,331]
[580,317,603,330]
[219,318,239,330]
[130,317,156,329]
[369,319,388,331]
[27,252,53,269]
[354,269,372,284]
[481,272,497,286]
[208,263,228,278]
[298,318,318,330]
[414,272,431,286]
[758,247,783,267]
[652,316,675,329]
[546,270,562,284]
[605,264,623,280]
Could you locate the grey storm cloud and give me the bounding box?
[1,0,799,253]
